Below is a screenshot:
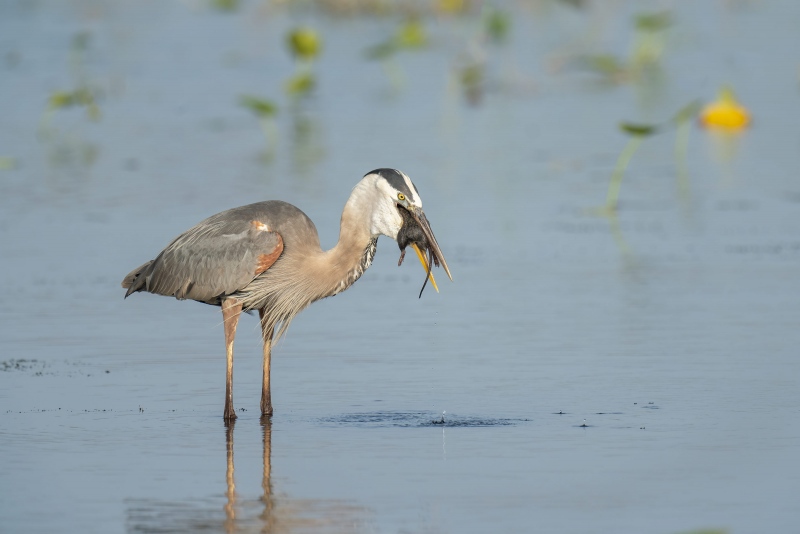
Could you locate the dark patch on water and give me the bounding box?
[0,358,100,377]
[1,358,42,372]
[4,407,119,415]
[321,411,526,428]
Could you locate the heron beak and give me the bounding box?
[410,242,439,292]
[408,207,453,283]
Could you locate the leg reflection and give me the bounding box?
[215,417,365,533]
[126,417,367,532]
[224,420,237,534]
[261,416,276,531]
[221,418,274,534]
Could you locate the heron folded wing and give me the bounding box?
[143,219,284,304]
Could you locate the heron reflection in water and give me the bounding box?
[122,169,451,419]
[224,420,368,533]
[126,420,369,533]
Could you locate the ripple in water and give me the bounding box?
[320,411,526,428]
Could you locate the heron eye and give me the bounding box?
[397,193,405,201]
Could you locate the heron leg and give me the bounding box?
[222,298,243,421]
[258,308,275,417]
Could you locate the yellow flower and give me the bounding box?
[699,86,751,129]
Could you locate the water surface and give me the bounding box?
[2,1,800,533]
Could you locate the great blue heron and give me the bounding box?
[122,168,452,420]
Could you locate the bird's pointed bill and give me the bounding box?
[409,208,453,282]
[411,242,439,292]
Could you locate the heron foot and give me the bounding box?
[260,383,273,417]
[224,404,238,421]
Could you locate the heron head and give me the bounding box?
[364,168,453,297]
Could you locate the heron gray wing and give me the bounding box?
[127,218,284,303]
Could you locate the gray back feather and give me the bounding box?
[123,184,385,341]
[123,201,313,305]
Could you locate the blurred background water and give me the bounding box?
[1,1,799,533]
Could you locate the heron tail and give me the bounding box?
[122,261,154,298]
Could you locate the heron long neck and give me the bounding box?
[238,179,383,340]
[321,186,379,297]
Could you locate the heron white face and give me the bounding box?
[363,169,423,240]
[352,168,452,296]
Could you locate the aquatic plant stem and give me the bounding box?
[605,134,644,212]
[605,210,634,262]
[258,117,278,158]
[675,118,691,203]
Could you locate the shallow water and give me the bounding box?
[2,1,800,533]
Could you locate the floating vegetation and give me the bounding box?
[394,18,427,48]
[239,95,278,119]
[576,54,629,83]
[458,62,485,105]
[631,10,671,66]
[42,32,103,126]
[0,156,16,170]
[577,10,671,85]
[595,100,700,214]
[37,30,104,183]
[211,0,240,11]
[47,87,101,121]
[287,27,322,61]
[285,71,316,96]
[301,0,487,17]
[483,6,510,44]
[364,18,430,93]
[239,95,279,156]
[239,27,328,165]
[437,0,466,15]
[285,27,322,97]
[450,6,513,105]
[366,18,428,60]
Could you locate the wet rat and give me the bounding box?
[396,206,440,297]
